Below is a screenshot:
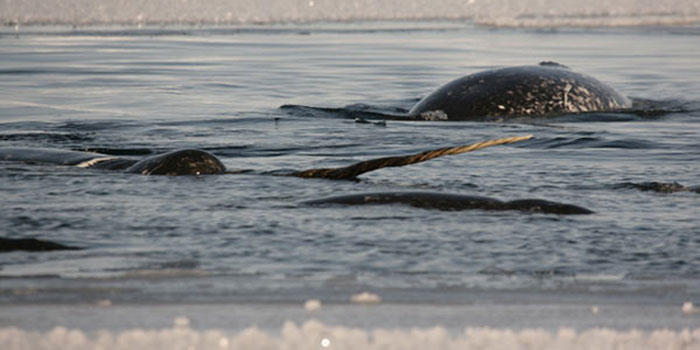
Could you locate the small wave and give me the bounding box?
[121,268,210,278]
[71,148,153,156]
[478,266,576,278]
[0,132,94,144]
[56,120,142,132]
[630,98,699,118]
[1,320,698,350]
[523,136,660,150]
[280,103,407,121]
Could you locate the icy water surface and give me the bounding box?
[1,20,700,348]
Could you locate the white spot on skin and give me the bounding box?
[75,157,117,168]
[418,110,448,121]
[562,83,573,111]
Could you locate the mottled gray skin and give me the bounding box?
[409,62,632,120]
[0,148,225,176]
[124,149,226,175]
[303,191,593,215]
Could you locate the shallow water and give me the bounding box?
[1,17,700,348]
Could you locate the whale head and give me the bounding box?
[125,149,226,176]
[408,63,631,120]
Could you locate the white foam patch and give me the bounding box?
[1,321,699,350]
[1,0,699,27]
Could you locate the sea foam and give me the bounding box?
[2,320,699,350]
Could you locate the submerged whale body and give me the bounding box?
[303,191,593,215]
[0,148,225,176]
[408,62,632,120]
[615,181,700,194]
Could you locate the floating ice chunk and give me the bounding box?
[173,316,190,328]
[321,337,331,347]
[305,299,322,312]
[350,292,381,304]
[2,321,700,349]
[683,302,698,314]
[218,337,229,348]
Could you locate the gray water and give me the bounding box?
[1,23,700,310]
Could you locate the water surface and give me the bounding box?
[1,19,699,348]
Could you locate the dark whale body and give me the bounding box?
[616,182,700,194]
[122,149,226,175]
[0,148,225,175]
[1,148,595,213]
[303,191,593,215]
[409,62,631,120]
[0,237,81,253]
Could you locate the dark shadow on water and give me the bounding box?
[279,103,410,121]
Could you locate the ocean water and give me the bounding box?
[1,1,700,348]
